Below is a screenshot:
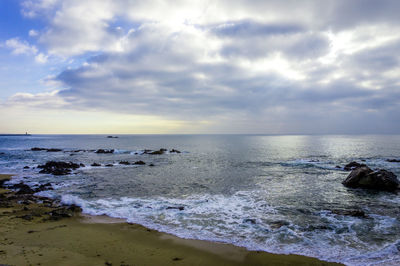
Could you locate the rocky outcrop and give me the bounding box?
[170,149,181,153]
[342,165,399,191]
[38,161,80,175]
[95,149,114,154]
[119,161,130,165]
[9,183,35,194]
[166,206,185,211]
[91,163,101,167]
[344,161,366,171]
[387,159,400,163]
[31,147,63,152]
[134,161,146,165]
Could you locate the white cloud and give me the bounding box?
[35,53,48,63]
[5,38,38,55]
[29,29,39,37]
[4,38,49,64]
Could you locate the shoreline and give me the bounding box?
[0,174,341,265]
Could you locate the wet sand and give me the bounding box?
[0,174,341,265]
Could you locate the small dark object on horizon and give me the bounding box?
[91,163,101,167]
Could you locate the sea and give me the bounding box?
[1,134,400,265]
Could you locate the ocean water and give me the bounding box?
[1,134,400,265]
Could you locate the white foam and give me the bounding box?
[55,191,400,265]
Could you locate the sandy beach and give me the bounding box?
[0,174,341,266]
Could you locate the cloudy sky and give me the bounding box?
[0,0,400,134]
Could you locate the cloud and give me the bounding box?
[29,29,39,37]
[3,38,48,63]
[5,38,38,55]
[6,0,400,133]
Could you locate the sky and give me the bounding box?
[0,0,400,134]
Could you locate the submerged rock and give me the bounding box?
[243,218,256,224]
[91,163,101,167]
[332,209,366,218]
[134,160,146,165]
[119,161,130,165]
[105,164,114,167]
[387,159,400,163]
[170,149,181,153]
[342,166,399,191]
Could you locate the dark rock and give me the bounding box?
[9,183,35,194]
[170,149,181,153]
[79,163,85,167]
[149,163,155,167]
[172,257,183,261]
[107,136,118,138]
[48,208,73,219]
[342,166,400,191]
[36,183,53,192]
[243,218,256,224]
[46,148,63,152]
[31,147,62,152]
[95,149,114,154]
[332,209,366,218]
[269,220,290,229]
[387,159,400,163]
[105,164,114,167]
[144,149,167,155]
[67,204,82,213]
[31,147,46,151]
[166,206,184,211]
[335,165,341,169]
[38,161,80,176]
[91,163,101,167]
[0,176,11,187]
[306,225,331,231]
[23,166,30,169]
[344,161,366,171]
[119,161,130,165]
[18,214,33,221]
[134,161,146,165]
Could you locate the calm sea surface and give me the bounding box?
[1,134,400,265]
